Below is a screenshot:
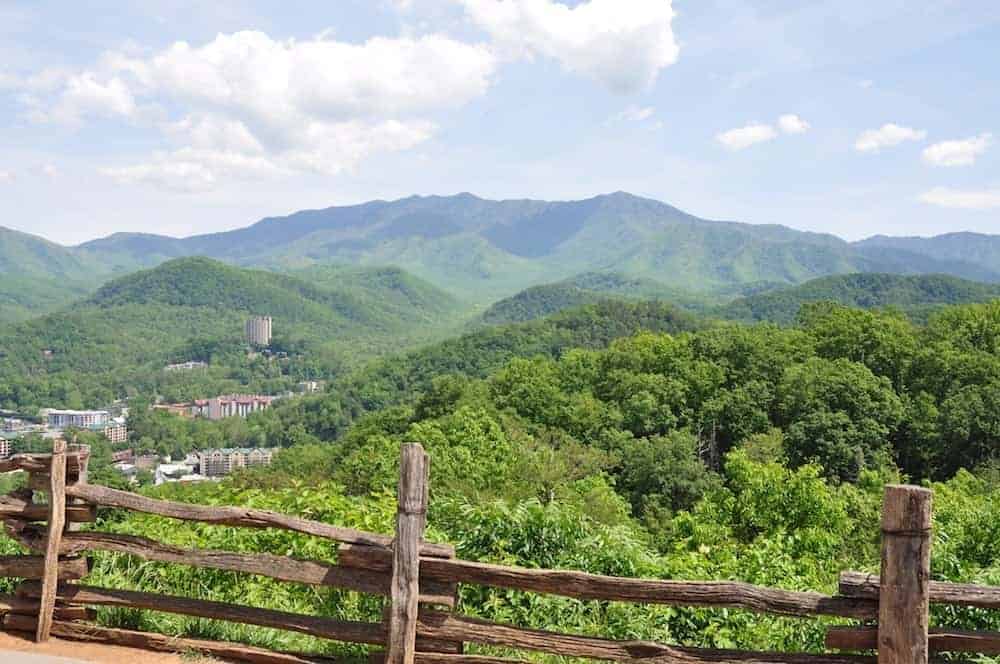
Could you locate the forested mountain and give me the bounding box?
[856,233,1000,276]
[9,194,1000,316]
[718,273,1000,324]
[0,227,103,322]
[479,272,719,324]
[0,257,464,411]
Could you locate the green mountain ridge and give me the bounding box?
[717,272,1000,324]
[0,257,463,411]
[7,193,1000,319]
[478,271,721,325]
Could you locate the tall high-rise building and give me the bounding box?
[245,316,272,347]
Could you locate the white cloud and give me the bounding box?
[855,123,927,152]
[922,133,992,167]
[42,73,136,123]
[459,0,679,94]
[778,113,810,134]
[0,170,14,183]
[611,105,655,123]
[16,30,496,191]
[716,123,778,150]
[919,186,1000,210]
[41,164,59,178]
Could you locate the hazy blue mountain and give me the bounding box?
[854,233,1000,276]
[717,273,1000,324]
[8,194,1000,314]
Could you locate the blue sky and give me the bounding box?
[1,0,998,244]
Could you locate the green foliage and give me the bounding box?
[719,272,1000,325]
[776,357,903,481]
[0,257,466,412]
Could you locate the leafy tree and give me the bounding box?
[776,357,904,481]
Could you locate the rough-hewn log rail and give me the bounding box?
[65,482,454,557]
[339,545,876,620]
[9,526,454,607]
[415,611,874,663]
[18,581,387,645]
[0,594,93,620]
[826,626,1000,655]
[841,570,1000,610]
[2,615,343,664]
[0,451,88,475]
[0,494,96,523]
[0,555,88,580]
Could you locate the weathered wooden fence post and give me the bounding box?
[878,484,932,664]
[387,443,428,664]
[36,438,67,642]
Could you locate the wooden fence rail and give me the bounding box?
[1,442,999,664]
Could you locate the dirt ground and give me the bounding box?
[0,630,215,663]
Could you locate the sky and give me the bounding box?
[1,0,999,245]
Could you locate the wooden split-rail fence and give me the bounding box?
[0,441,998,664]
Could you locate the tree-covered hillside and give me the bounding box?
[0,257,464,412]
[0,227,106,322]
[718,273,1000,324]
[479,272,720,325]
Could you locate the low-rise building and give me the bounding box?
[112,449,134,464]
[207,395,274,420]
[197,447,277,477]
[151,403,197,418]
[297,381,324,394]
[154,462,208,486]
[164,361,208,372]
[0,436,11,459]
[135,454,160,471]
[41,409,110,429]
[2,417,30,433]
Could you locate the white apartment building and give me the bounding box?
[42,409,110,429]
[207,394,274,420]
[198,447,276,477]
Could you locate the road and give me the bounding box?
[1,654,86,663]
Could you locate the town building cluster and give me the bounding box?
[153,394,277,420]
[111,447,278,485]
[0,410,128,458]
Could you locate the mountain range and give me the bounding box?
[4,192,1000,322]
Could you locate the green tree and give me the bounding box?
[776,357,904,481]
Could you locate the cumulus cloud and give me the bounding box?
[39,73,136,124]
[459,0,679,94]
[778,114,810,134]
[919,186,1000,210]
[0,170,14,183]
[716,123,779,150]
[855,123,927,153]
[15,30,496,191]
[922,133,992,167]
